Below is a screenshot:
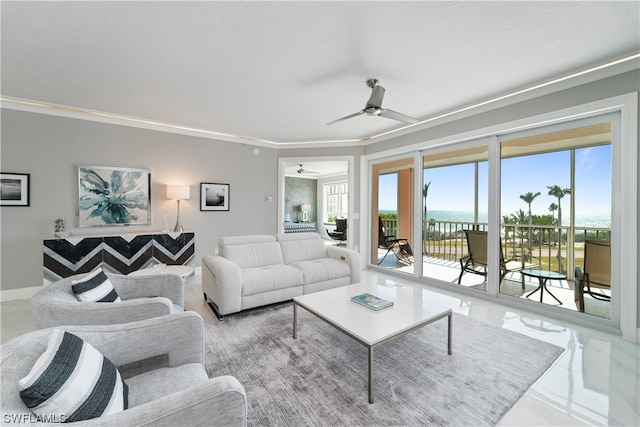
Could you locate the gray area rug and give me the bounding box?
[204,303,564,426]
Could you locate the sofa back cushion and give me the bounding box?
[219,235,276,249]
[277,233,328,264]
[222,236,284,269]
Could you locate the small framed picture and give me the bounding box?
[0,173,30,206]
[201,183,230,211]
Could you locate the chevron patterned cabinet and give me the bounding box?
[43,232,195,285]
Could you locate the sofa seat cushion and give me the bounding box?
[288,258,351,285]
[242,265,303,297]
[125,363,208,407]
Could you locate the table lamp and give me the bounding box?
[301,204,310,222]
[166,185,190,233]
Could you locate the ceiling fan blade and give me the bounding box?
[379,108,418,124]
[326,110,365,126]
[366,85,385,108]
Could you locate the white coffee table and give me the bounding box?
[293,282,452,403]
[128,265,194,282]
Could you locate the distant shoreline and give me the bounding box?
[378,209,611,229]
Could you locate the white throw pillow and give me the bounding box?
[19,329,129,423]
[71,268,121,302]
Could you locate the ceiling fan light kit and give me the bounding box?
[327,78,418,126]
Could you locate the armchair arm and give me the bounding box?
[326,246,361,283]
[110,273,184,308]
[61,312,205,368]
[32,296,175,328]
[78,375,247,427]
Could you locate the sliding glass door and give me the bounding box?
[421,142,488,289]
[371,157,415,275]
[369,116,616,319]
[499,119,613,319]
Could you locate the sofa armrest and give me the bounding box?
[32,296,175,328]
[202,255,243,316]
[326,246,361,283]
[110,273,184,308]
[78,375,247,427]
[62,312,205,368]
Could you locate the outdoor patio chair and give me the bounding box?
[574,240,610,313]
[378,217,413,265]
[326,218,347,245]
[458,229,536,287]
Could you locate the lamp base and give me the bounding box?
[173,200,184,234]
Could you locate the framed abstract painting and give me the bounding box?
[78,165,151,227]
[200,182,230,211]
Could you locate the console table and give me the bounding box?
[43,232,195,285]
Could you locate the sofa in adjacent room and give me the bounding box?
[202,233,361,319]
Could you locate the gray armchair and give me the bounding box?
[32,272,185,328]
[0,312,248,426]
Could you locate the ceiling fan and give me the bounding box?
[296,164,319,174]
[327,78,418,126]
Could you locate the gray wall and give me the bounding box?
[1,110,279,292]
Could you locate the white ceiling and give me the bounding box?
[2,1,639,146]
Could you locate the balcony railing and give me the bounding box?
[379,218,610,280]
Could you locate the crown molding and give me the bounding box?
[2,52,638,149]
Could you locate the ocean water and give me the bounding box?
[379,210,611,228]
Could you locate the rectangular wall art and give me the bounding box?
[0,172,30,206]
[200,182,230,211]
[78,165,151,227]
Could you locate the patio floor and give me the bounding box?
[376,251,611,319]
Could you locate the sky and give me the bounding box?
[378,144,612,219]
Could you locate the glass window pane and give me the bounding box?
[422,144,488,290]
[372,158,414,275]
[500,122,612,319]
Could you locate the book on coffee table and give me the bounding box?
[350,293,393,311]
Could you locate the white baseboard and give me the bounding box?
[0,286,42,302]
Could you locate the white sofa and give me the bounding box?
[202,233,361,319]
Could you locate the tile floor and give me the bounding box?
[2,269,639,426]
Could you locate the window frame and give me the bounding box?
[362,92,637,342]
[323,180,349,224]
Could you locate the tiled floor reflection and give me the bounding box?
[361,270,638,426]
[2,269,638,426]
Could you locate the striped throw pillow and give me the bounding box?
[71,268,121,302]
[19,329,129,422]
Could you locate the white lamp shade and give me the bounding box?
[166,185,190,200]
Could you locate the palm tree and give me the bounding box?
[547,185,571,273]
[422,181,431,254]
[519,191,541,261]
